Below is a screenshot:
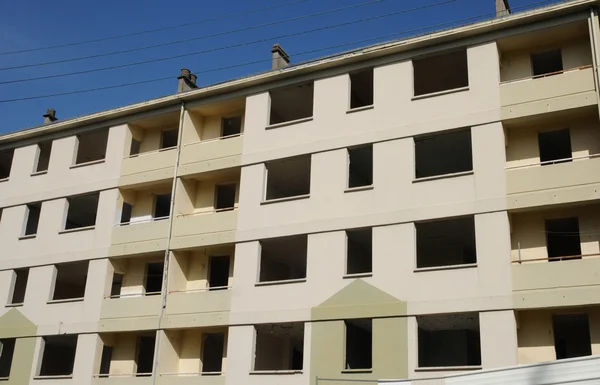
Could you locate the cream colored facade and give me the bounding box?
[2,1,600,384]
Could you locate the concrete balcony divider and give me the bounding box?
[110,218,169,256]
[512,256,600,292]
[178,136,243,177]
[166,289,231,315]
[119,148,177,188]
[500,66,596,120]
[170,210,237,249]
[100,294,162,320]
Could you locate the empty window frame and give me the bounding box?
[8,268,29,305]
[416,216,476,268]
[110,273,123,297]
[345,319,372,370]
[130,139,141,156]
[546,217,582,261]
[415,129,473,179]
[52,261,89,301]
[74,128,109,165]
[254,323,304,371]
[553,314,591,359]
[99,345,113,377]
[413,50,468,96]
[23,202,42,237]
[120,202,133,224]
[135,335,156,376]
[265,155,311,201]
[418,313,481,368]
[0,149,14,180]
[350,68,374,109]
[208,256,230,290]
[538,129,572,165]
[34,141,52,173]
[348,145,373,188]
[202,332,225,373]
[144,262,164,295]
[532,49,563,77]
[269,82,314,125]
[215,184,236,211]
[38,335,78,377]
[64,192,100,230]
[259,235,308,283]
[160,128,178,149]
[222,116,243,137]
[0,338,15,379]
[154,194,171,219]
[346,228,372,275]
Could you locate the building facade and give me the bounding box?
[1,1,600,384]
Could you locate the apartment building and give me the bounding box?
[1,0,600,384]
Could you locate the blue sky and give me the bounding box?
[0,0,562,132]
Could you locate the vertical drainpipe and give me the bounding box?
[152,101,186,385]
[588,8,600,121]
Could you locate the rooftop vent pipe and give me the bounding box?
[496,0,511,17]
[43,108,57,124]
[177,68,198,93]
[271,44,290,69]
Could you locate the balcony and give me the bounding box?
[110,218,169,256]
[157,375,225,385]
[171,210,237,250]
[119,149,176,188]
[94,332,157,381]
[178,135,243,178]
[92,376,154,385]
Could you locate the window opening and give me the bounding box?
[538,129,572,165]
[345,319,372,369]
[259,235,308,283]
[350,69,374,109]
[208,256,230,290]
[546,217,581,261]
[348,145,373,188]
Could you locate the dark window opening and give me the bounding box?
[75,128,109,164]
[202,333,225,373]
[144,262,164,295]
[350,69,374,109]
[65,192,99,230]
[110,273,123,297]
[0,338,15,378]
[130,139,141,156]
[348,145,373,188]
[52,261,88,301]
[418,313,481,367]
[254,323,304,371]
[222,116,242,137]
[345,319,372,370]
[532,49,563,77]
[259,235,308,283]
[208,256,230,290]
[346,229,372,275]
[215,184,236,211]
[99,345,113,377]
[38,335,78,377]
[265,155,311,200]
[0,149,14,180]
[135,336,156,376]
[414,50,468,96]
[415,129,472,179]
[120,202,133,224]
[10,268,29,305]
[546,217,581,261]
[35,141,52,173]
[417,216,476,268]
[153,194,171,219]
[538,129,572,165]
[24,202,42,236]
[160,129,178,149]
[553,314,591,359]
[269,82,314,125]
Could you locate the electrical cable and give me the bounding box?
[0,0,561,104]
[0,0,310,56]
[0,0,401,72]
[0,0,459,86]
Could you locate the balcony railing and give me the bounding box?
[506,153,600,171]
[512,252,600,264]
[500,65,592,85]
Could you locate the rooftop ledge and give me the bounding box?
[411,86,469,101]
[69,158,105,169]
[261,194,310,205]
[415,365,482,372]
[250,370,303,375]
[266,116,313,130]
[413,170,473,183]
[414,263,477,273]
[59,225,95,234]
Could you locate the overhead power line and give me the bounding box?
[0,0,397,72]
[0,0,559,104]
[0,0,458,85]
[0,0,310,56]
